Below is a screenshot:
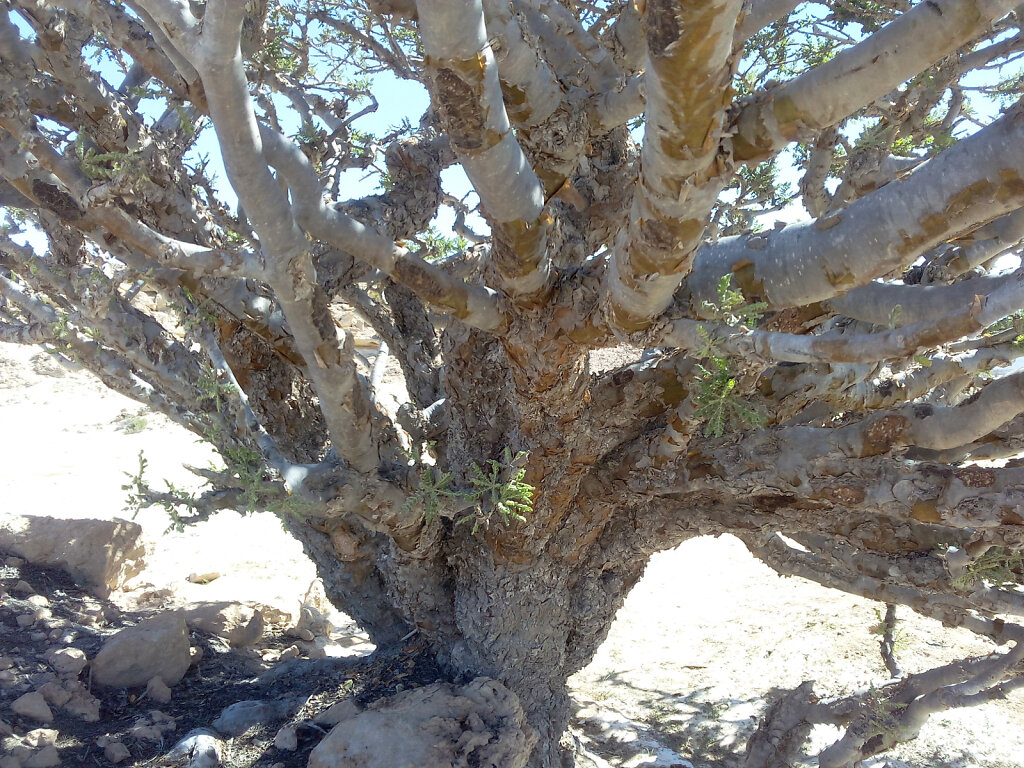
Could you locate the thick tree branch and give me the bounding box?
[735,0,802,44]
[729,0,1021,163]
[659,268,1024,364]
[738,533,1022,643]
[685,106,1024,313]
[602,0,745,332]
[482,0,562,129]
[416,0,552,301]
[0,317,50,344]
[134,0,392,474]
[828,269,1021,327]
[258,126,507,332]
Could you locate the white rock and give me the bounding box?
[104,742,130,764]
[91,610,191,688]
[23,729,57,748]
[62,682,100,722]
[273,725,297,751]
[37,683,70,708]
[212,699,298,737]
[0,515,147,597]
[314,699,361,726]
[307,678,533,768]
[11,692,53,724]
[145,676,173,703]
[183,602,264,648]
[186,572,221,584]
[167,729,223,768]
[45,648,87,676]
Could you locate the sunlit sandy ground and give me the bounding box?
[2,340,1022,767]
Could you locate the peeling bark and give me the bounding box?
[4,0,1024,764]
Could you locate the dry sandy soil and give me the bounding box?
[1,340,1022,767]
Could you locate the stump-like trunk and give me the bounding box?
[298,496,653,767]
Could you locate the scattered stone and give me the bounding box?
[4,556,25,567]
[0,656,13,670]
[279,645,300,661]
[0,515,147,596]
[45,648,87,677]
[307,678,534,768]
[24,595,48,608]
[145,676,172,704]
[0,720,12,737]
[314,699,361,726]
[22,746,60,768]
[286,606,332,642]
[287,626,315,642]
[16,614,35,629]
[62,681,101,721]
[104,741,130,764]
[186,572,221,584]
[29,633,46,642]
[131,710,176,742]
[212,699,299,737]
[54,630,78,645]
[273,725,297,751]
[0,755,22,768]
[184,602,264,648]
[91,610,190,688]
[12,581,34,595]
[37,682,71,707]
[11,692,53,724]
[0,669,18,687]
[23,729,57,748]
[167,729,223,768]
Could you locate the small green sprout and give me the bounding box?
[701,274,768,328]
[460,448,534,531]
[693,357,768,438]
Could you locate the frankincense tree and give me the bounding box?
[1,0,1024,765]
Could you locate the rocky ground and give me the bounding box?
[1,340,1023,768]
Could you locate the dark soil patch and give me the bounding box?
[0,554,444,767]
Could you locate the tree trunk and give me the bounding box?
[294,489,655,767]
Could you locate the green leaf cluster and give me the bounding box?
[74,134,148,184]
[983,310,1024,346]
[953,547,1024,589]
[462,447,533,531]
[402,448,535,534]
[693,357,768,438]
[700,274,767,328]
[401,467,461,523]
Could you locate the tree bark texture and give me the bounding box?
[2,0,1024,765]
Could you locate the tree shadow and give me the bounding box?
[575,671,768,767]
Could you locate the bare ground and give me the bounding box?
[1,341,1022,767]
